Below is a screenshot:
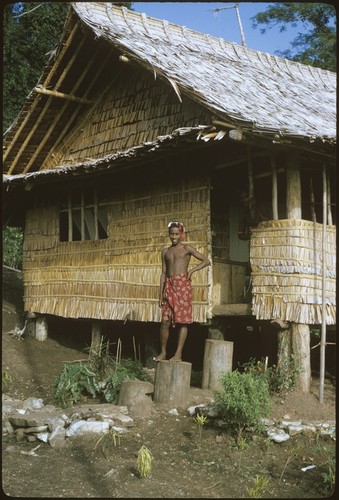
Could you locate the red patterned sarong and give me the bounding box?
[161,273,193,326]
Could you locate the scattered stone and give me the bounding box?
[26,434,37,443]
[66,420,110,438]
[267,427,290,443]
[36,432,49,443]
[48,426,67,448]
[23,397,44,411]
[24,425,49,434]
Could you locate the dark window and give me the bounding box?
[59,187,108,242]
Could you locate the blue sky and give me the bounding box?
[132,2,307,55]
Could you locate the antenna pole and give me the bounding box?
[235,3,247,47]
[211,3,247,47]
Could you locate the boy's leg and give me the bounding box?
[154,321,170,361]
[170,325,187,361]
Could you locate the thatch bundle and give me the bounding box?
[23,177,211,323]
[250,219,336,324]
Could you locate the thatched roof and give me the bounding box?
[72,2,335,141]
[3,2,336,179]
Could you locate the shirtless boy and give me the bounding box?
[155,221,210,362]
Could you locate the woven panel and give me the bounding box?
[250,219,336,324]
[23,177,211,323]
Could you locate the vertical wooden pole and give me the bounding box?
[271,155,278,220]
[286,153,311,393]
[326,172,332,225]
[94,187,99,241]
[90,320,102,359]
[81,191,85,241]
[67,188,72,241]
[319,164,327,403]
[309,177,316,223]
[247,146,255,222]
[286,153,302,219]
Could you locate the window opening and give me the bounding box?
[59,186,108,242]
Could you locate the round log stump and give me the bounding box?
[153,361,192,407]
[118,380,154,418]
[202,339,234,391]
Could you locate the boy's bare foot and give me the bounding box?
[153,354,166,362]
[169,356,182,362]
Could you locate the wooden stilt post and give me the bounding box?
[35,316,48,341]
[202,339,233,391]
[286,152,311,393]
[90,320,102,359]
[319,164,328,403]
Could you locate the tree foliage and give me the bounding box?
[3,2,133,133]
[3,227,23,270]
[251,2,336,71]
[3,2,70,133]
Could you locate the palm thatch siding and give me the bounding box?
[250,219,336,324]
[23,175,211,323]
[46,66,212,169]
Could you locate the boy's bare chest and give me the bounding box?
[165,246,188,262]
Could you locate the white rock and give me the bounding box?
[169,408,179,416]
[267,427,290,443]
[110,425,128,434]
[36,432,49,443]
[66,420,110,437]
[23,398,44,410]
[48,426,66,448]
[187,404,205,416]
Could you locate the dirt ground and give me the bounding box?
[2,267,336,498]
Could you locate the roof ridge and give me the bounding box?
[106,3,335,78]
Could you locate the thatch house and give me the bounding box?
[3,3,336,377]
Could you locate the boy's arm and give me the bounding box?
[159,248,167,306]
[186,245,210,280]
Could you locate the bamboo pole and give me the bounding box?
[247,146,255,222]
[319,164,327,404]
[22,37,87,173]
[34,86,92,104]
[4,22,80,168]
[43,48,115,168]
[327,173,333,225]
[271,155,278,220]
[309,177,316,223]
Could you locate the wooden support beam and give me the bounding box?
[286,153,302,219]
[271,155,278,220]
[212,303,252,316]
[43,48,114,169]
[34,86,93,104]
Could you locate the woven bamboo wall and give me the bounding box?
[23,175,211,323]
[46,65,212,169]
[250,219,336,324]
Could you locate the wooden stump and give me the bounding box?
[153,361,192,407]
[35,316,48,341]
[118,380,154,418]
[202,339,233,391]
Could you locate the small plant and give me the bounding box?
[246,475,270,498]
[103,358,152,404]
[241,357,297,394]
[2,369,12,391]
[279,443,301,482]
[193,413,207,447]
[53,363,100,407]
[213,370,271,443]
[322,455,335,495]
[137,445,153,478]
[94,429,121,459]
